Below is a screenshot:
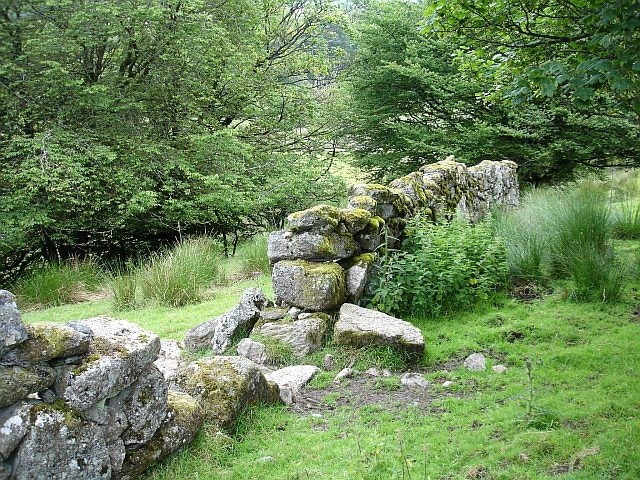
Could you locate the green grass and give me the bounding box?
[233,232,271,277]
[138,269,640,479]
[22,275,273,340]
[12,258,104,308]
[22,243,640,479]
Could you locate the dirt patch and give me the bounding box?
[290,371,461,416]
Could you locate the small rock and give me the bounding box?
[442,381,453,388]
[382,369,392,377]
[260,307,288,322]
[464,353,486,372]
[184,288,268,352]
[492,364,507,374]
[257,456,275,463]
[0,365,56,408]
[323,354,334,370]
[334,367,353,382]
[364,367,382,377]
[0,402,31,461]
[3,323,91,363]
[400,373,429,388]
[266,365,320,405]
[287,307,302,319]
[237,338,268,365]
[334,304,425,358]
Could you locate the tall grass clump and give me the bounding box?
[369,216,508,317]
[494,184,625,303]
[109,237,226,309]
[235,232,271,276]
[139,236,226,307]
[612,198,640,239]
[13,258,103,308]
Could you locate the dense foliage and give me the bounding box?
[0,0,346,283]
[369,216,509,317]
[342,0,640,183]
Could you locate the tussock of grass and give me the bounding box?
[234,232,271,277]
[13,258,103,309]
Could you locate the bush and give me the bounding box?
[369,216,508,317]
[13,258,103,308]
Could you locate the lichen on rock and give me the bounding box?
[272,260,346,311]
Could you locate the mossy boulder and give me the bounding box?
[389,171,429,213]
[3,322,91,364]
[257,313,330,357]
[0,290,27,358]
[108,365,168,447]
[12,402,111,480]
[286,204,342,233]
[55,317,161,410]
[339,208,372,234]
[0,365,56,408]
[267,230,359,264]
[347,195,377,214]
[334,304,425,359]
[118,391,203,480]
[272,260,346,311]
[354,216,385,252]
[0,402,31,460]
[175,356,280,428]
[347,184,411,220]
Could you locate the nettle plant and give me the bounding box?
[369,215,508,317]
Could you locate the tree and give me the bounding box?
[342,0,640,184]
[0,0,347,282]
[425,0,640,115]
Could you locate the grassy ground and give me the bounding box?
[21,245,640,479]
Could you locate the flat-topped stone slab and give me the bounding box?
[333,304,425,359]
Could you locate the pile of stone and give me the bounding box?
[0,290,204,479]
[267,157,518,315]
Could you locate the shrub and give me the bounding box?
[13,258,103,308]
[369,216,508,317]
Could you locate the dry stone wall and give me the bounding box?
[0,290,204,480]
[268,157,519,312]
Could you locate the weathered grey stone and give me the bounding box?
[0,365,56,408]
[442,380,453,388]
[12,403,111,480]
[175,356,280,428]
[266,365,320,404]
[400,372,429,388]
[334,304,425,358]
[80,401,128,444]
[272,260,346,311]
[55,317,160,410]
[0,402,30,460]
[348,184,410,220]
[0,290,27,358]
[184,288,268,352]
[267,230,359,264]
[118,391,204,480]
[347,195,377,215]
[345,253,377,304]
[464,353,486,371]
[0,462,9,480]
[107,439,126,474]
[260,306,289,322]
[3,322,91,364]
[354,216,385,252]
[339,208,372,234]
[466,160,519,222]
[286,204,342,233]
[287,307,302,319]
[492,364,508,374]
[109,365,168,446]
[237,338,268,364]
[258,315,329,357]
[389,171,430,213]
[154,339,183,385]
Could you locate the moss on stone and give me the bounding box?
[340,208,371,234]
[287,204,341,232]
